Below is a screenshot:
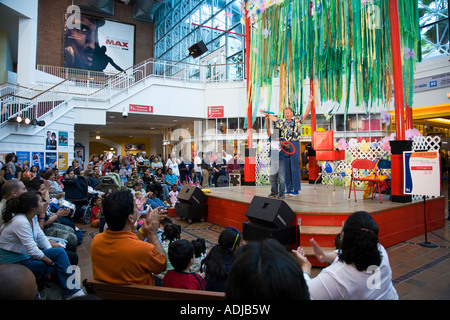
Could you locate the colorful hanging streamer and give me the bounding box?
[244,0,421,122]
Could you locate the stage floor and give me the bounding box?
[206,183,419,216]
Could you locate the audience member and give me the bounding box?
[201,152,212,188]
[90,190,167,285]
[190,238,207,273]
[166,152,180,177]
[25,178,79,255]
[226,238,310,300]
[43,169,65,199]
[0,180,28,226]
[165,167,180,191]
[154,221,181,283]
[163,239,206,290]
[128,168,141,188]
[201,227,241,292]
[90,195,102,227]
[168,184,179,208]
[294,211,398,300]
[0,264,38,300]
[0,191,84,299]
[155,168,170,200]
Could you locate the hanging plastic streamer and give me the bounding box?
[244,0,421,123]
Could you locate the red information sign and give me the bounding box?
[207,106,224,118]
[129,104,154,113]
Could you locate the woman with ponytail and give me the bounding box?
[201,227,241,292]
[293,211,398,300]
[0,191,85,299]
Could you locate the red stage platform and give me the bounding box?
[204,184,446,266]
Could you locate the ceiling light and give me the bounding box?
[96,136,101,140]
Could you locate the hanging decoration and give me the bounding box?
[243,0,421,122]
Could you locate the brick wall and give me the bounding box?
[36,0,154,68]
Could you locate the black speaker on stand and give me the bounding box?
[175,185,208,223]
[243,196,298,246]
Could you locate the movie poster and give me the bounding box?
[63,11,135,74]
[45,152,58,169]
[31,152,45,171]
[15,152,30,167]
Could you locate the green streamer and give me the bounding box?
[246,0,420,124]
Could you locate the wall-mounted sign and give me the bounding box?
[207,106,224,118]
[129,104,154,113]
[414,72,450,93]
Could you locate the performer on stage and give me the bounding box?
[261,95,314,196]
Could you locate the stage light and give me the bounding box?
[30,119,46,126]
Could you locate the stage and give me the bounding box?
[204,184,446,266]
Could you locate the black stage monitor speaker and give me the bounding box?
[242,221,298,246]
[177,185,207,205]
[188,41,208,58]
[175,202,208,221]
[245,196,295,229]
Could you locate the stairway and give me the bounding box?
[298,220,344,267]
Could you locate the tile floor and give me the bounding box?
[76,211,450,300]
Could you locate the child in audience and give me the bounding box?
[154,221,181,285]
[190,238,207,274]
[168,184,179,207]
[134,190,148,213]
[201,227,241,292]
[90,195,102,227]
[163,239,205,290]
[118,163,130,185]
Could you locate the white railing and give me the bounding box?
[1,78,78,126]
[1,57,244,127]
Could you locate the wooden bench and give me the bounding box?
[83,279,226,300]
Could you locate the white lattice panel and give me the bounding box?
[255,141,271,185]
[412,136,441,151]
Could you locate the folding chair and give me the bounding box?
[348,159,383,203]
[375,159,391,200]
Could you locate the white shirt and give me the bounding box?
[0,214,51,260]
[194,156,202,173]
[166,157,180,176]
[304,244,398,300]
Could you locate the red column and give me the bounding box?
[308,78,320,183]
[389,0,405,140]
[244,9,255,184]
[389,0,411,202]
[405,104,413,130]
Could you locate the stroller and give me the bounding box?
[61,175,90,221]
[95,173,122,194]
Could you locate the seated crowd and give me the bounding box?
[0,151,398,300]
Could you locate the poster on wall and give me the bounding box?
[15,152,30,167]
[45,152,57,169]
[58,153,69,171]
[0,152,7,165]
[403,151,440,197]
[31,152,45,171]
[46,130,57,150]
[58,131,68,146]
[63,12,135,73]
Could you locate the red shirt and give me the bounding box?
[163,270,205,290]
[90,206,101,223]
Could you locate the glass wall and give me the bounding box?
[153,0,245,80]
[419,0,449,59]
